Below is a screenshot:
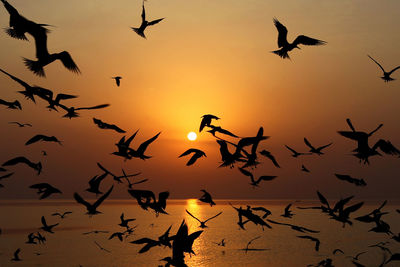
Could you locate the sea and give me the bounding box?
[0,199,399,267]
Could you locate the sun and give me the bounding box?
[187,132,197,141]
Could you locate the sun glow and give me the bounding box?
[187,132,197,141]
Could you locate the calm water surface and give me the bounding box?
[0,199,399,267]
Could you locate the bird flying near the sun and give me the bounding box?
[179,148,206,166]
[367,55,400,82]
[131,3,164,39]
[272,18,326,59]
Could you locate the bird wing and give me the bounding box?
[260,150,280,168]
[316,191,330,208]
[332,196,354,212]
[141,4,146,21]
[58,51,81,74]
[346,118,356,132]
[218,127,238,137]
[373,140,400,156]
[303,138,315,150]
[204,211,223,223]
[185,209,202,223]
[55,93,78,103]
[137,132,161,154]
[73,192,91,210]
[75,104,110,110]
[337,131,364,141]
[29,183,49,189]
[125,129,139,147]
[148,18,164,26]
[293,35,326,46]
[0,172,14,180]
[273,18,288,48]
[285,145,298,154]
[0,68,30,88]
[25,135,47,145]
[179,149,196,157]
[186,154,201,166]
[41,216,48,227]
[3,156,31,167]
[388,65,400,75]
[334,174,352,182]
[285,203,292,212]
[258,175,277,182]
[238,167,252,178]
[93,185,113,209]
[318,142,333,150]
[367,55,385,73]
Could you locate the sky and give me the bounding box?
[0,0,400,200]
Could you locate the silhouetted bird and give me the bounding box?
[267,219,319,233]
[207,125,238,138]
[259,150,280,168]
[301,164,310,173]
[128,189,169,215]
[34,87,77,111]
[59,104,110,119]
[185,209,222,228]
[40,216,58,233]
[131,4,164,39]
[281,203,294,218]
[128,132,161,160]
[94,241,111,253]
[199,114,219,132]
[368,55,400,82]
[239,236,268,253]
[121,169,148,188]
[25,134,62,145]
[0,68,41,103]
[112,76,122,86]
[304,138,332,155]
[30,183,62,199]
[216,139,246,168]
[285,145,312,157]
[112,130,139,160]
[25,233,37,244]
[3,156,42,175]
[0,98,21,110]
[85,173,108,196]
[179,149,206,166]
[251,207,272,219]
[119,213,135,229]
[9,122,32,127]
[51,211,72,219]
[82,230,109,235]
[93,118,125,133]
[199,189,215,206]
[213,239,226,247]
[239,167,277,187]
[131,225,174,253]
[10,248,21,261]
[297,235,320,251]
[272,18,326,59]
[109,232,125,242]
[74,185,113,216]
[334,174,367,187]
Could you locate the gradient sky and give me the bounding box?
[0,0,400,200]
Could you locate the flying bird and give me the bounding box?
[301,164,310,173]
[59,104,110,119]
[25,134,62,145]
[10,248,21,261]
[281,203,294,218]
[0,99,21,110]
[8,122,32,127]
[93,118,125,133]
[238,167,277,187]
[199,114,220,132]
[39,216,58,233]
[2,156,42,175]
[199,189,215,206]
[334,174,367,187]
[119,213,136,229]
[179,148,206,166]
[296,235,320,251]
[131,4,164,39]
[185,209,222,228]
[304,138,332,155]
[112,76,122,86]
[128,132,161,160]
[207,125,238,138]
[94,241,111,253]
[368,55,400,82]
[272,18,326,59]
[85,173,108,196]
[29,183,62,199]
[74,185,114,215]
[128,189,169,215]
[259,150,280,168]
[51,211,72,219]
[285,145,311,157]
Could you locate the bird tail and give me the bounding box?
[131,27,146,39]
[271,49,290,59]
[4,28,28,40]
[23,58,45,77]
[381,76,394,82]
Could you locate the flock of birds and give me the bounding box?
[1,0,400,266]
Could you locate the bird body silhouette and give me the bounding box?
[131,4,164,39]
[199,189,215,206]
[40,216,58,233]
[368,55,400,82]
[179,149,206,166]
[74,185,113,215]
[25,134,62,146]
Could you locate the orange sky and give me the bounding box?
[0,0,400,200]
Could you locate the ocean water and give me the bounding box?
[0,199,399,267]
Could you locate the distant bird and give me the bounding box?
[207,125,238,138]
[128,189,169,215]
[85,173,108,196]
[51,211,72,219]
[199,114,220,132]
[29,183,62,199]
[238,167,277,187]
[301,164,310,173]
[185,209,222,228]
[213,239,226,247]
[272,18,326,59]
[74,185,113,215]
[131,4,164,39]
[25,134,62,145]
[368,55,400,82]
[112,76,122,86]
[25,233,37,244]
[297,235,320,251]
[3,156,42,175]
[40,216,58,233]
[304,138,332,155]
[267,219,319,233]
[10,248,21,261]
[179,148,206,166]
[199,189,215,206]
[94,241,111,253]
[82,230,109,235]
[281,203,294,218]
[109,232,125,242]
[119,213,135,229]
[239,236,268,253]
[93,118,125,133]
[128,132,161,160]
[259,150,280,168]
[332,248,344,255]
[334,174,367,187]
[285,145,311,157]
[0,98,21,110]
[59,104,110,119]
[9,122,32,127]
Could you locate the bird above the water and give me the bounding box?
[281,203,294,218]
[119,213,136,229]
[213,239,226,247]
[131,225,174,253]
[51,211,72,219]
[131,3,164,39]
[251,207,272,219]
[0,98,21,110]
[368,55,400,82]
[25,233,37,244]
[179,148,206,166]
[285,145,312,157]
[301,164,310,173]
[29,183,62,199]
[259,149,280,168]
[121,169,148,189]
[185,209,222,228]
[93,118,125,133]
[96,162,142,184]
[59,104,110,119]
[2,156,42,175]
[10,248,21,261]
[25,134,62,146]
[346,251,367,261]
[74,185,113,216]
[199,114,220,132]
[272,18,326,59]
[238,167,277,187]
[9,122,32,127]
[94,241,111,253]
[128,189,169,216]
[39,216,58,233]
[112,76,122,86]
[85,173,108,196]
[304,138,332,155]
[82,230,109,235]
[297,235,320,251]
[199,189,216,206]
